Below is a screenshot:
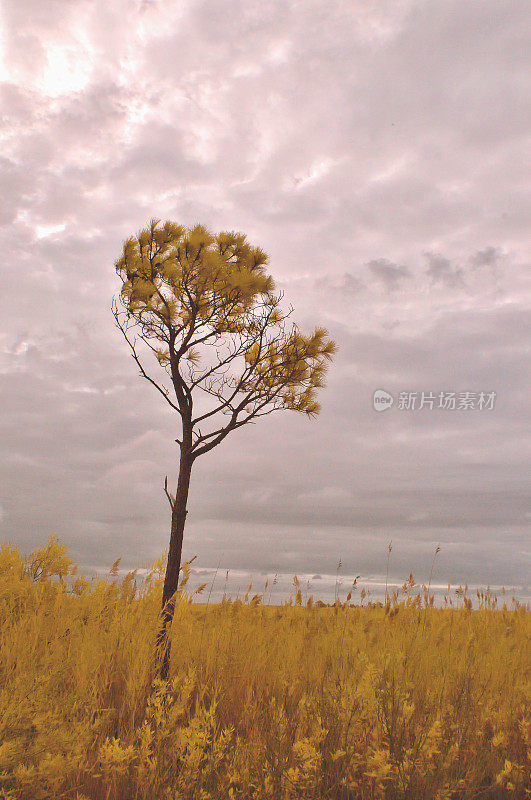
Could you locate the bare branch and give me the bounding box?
[163,476,175,510]
[112,302,183,416]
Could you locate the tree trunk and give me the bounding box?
[157,452,193,679]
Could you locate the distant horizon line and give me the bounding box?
[85,565,528,598]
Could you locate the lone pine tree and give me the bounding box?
[113,219,336,677]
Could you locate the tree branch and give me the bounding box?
[112,301,183,416]
[164,476,175,510]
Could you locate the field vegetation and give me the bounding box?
[0,537,529,799]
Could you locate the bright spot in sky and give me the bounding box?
[36,224,66,239]
[40,44,93,97]
[294,158,336,189]
[13,340,29,355]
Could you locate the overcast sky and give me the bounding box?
[1,0,529,597]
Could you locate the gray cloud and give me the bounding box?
[424,252,465,288]
[469,246,503,271]
[0,0,529,599]
[367,258,410,290]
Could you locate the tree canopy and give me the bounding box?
[113,218,336,459]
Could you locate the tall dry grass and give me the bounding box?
[0,537,529,799]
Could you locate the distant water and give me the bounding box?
[186,569,530,608]
[93,566,530,609]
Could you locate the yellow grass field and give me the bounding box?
[0,538,529,800]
